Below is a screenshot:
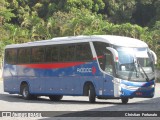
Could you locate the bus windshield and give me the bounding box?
[114,46,154,82]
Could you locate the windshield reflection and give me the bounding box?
[114,46,154,82]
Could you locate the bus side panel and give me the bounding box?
[3,61,115,97]
[3,64,19,94]
[17,66,46,94]
[102,75,114,97]
[46,61,100,95]
[16,61,105,96]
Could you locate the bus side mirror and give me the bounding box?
[106,47,119,62]
[150,50,157,64]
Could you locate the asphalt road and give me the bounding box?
[0,80,160,120]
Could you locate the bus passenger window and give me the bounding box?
[5,49,17,64]
[18,48,30,64]
[75,43,92,61]
[31,47,44,63]
[59,45,75,62]
[45,46,59,62]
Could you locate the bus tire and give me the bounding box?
[21,84,32,100]
[89,84,96,103]
[121,98,129,104]
[49,95,63,101]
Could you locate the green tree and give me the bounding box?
[132,0,156,27]
[102,0,136,23]
[0,0,15,61]
[65,0,105,12]
[0,0,15,23]
[151,21,160,68]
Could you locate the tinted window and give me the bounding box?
[31,47,44,63]
[45,46,59,62]
[59,45,75,62]
[18,48,30,64]
[93,42,109,56]
[93,42,109,70]
[5,49,17,64]
[75,43,92,61]
[104,50,114,75]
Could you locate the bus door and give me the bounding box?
[102,50,114,96]
[102,48,119,97]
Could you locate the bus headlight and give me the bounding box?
[121,84,127,89]
[121,84,139,90]
[149,84,154,88]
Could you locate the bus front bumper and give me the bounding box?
[120,80,155,98]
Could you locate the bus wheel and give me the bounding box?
[49,95,63,101]
[88,84,96,103]
[21,84,32,100]
[121,98,129,104]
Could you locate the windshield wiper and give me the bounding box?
[137,61,149,82]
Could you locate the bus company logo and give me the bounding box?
[77,67,96,74]
[92,66,96,74]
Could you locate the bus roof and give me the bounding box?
[5,35,148,49]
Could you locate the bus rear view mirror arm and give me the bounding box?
[150,50,157,64]
[106,47,119,62]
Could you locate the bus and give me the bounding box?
[3,35,157,104]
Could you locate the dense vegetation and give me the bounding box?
[0,0,160,68]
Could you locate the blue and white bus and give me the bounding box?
[3,35,157,104]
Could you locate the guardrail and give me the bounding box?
[0,69,2,79]
[156,69,160,82]
[0,61,2,79]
